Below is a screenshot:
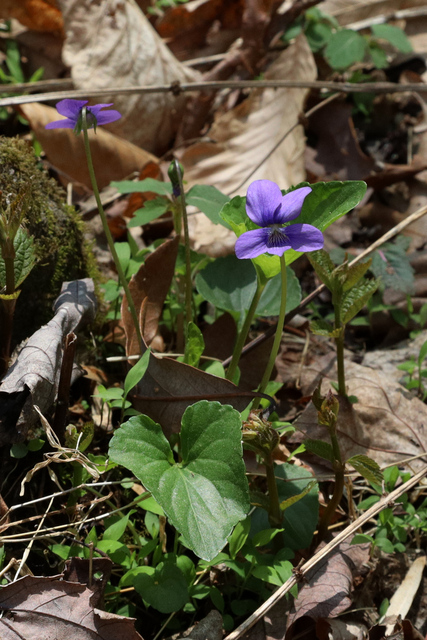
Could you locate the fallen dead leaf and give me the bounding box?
[57,0,200,154]
[0,574,143,640]
[292,360,427,471]
[0,279,96,446]
[20,102,158,190]
[121,236,180,352]
[181,33,316,255]
[305,101,375,183]
[0,0,63,32]
[286,541,370,637]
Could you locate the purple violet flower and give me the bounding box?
[235,180,324,259]
[45,98,121,132]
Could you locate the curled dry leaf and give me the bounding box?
[0,279,96,446]
[181,34,316,256]
[0,574,143,640]
[286,540,370,636]
[19,102,158,190]
[57,0,200,154]
[121,236,180,352]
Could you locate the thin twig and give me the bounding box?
[224,465,427,640]
[3,79,427,108]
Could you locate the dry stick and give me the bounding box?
[224,464,427,640]
[222,202,427,366]
[3,79,427,108]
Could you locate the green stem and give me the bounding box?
[81,109,143,353]
[265,454,282,529]
[226,279,266,381]
[317,426,344,543]
[252,255,287,409]
[175,168,192,327]
[334,304,346,396]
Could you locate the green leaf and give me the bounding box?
[351,533,374,545]
[310,318,337,338]
[184,322,205,367]
[341,278,378,324]
[339,259,372,291]
[304,439,334,462]
[124,563,189,613]
[347,454,383,484]
[186,185,230,226]
[108,401,250,561]
[252,528,283,547]
[325,30,368,70]
[195,254,301,323]
[308,249,335,290]
[220,182,367,280]
[0,227,35,290]
[371,24,412,53]
[279,480,317,511]
[127,198,170,227]
[418,339,427,368]
[124,349,151,399]
[368,41,389,69]
[305,21,333,52]
[251,464,318,550]
[103,512,132,541]
[228,517,251,559]
[111,178,173,196]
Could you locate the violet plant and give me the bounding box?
[45,99,143,352]
[228,180,323,390]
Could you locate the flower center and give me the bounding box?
[266,224,288,248]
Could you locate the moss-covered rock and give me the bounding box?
[0,136,99,343]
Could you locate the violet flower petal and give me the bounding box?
[55,99,88,118]
[92,109,122,125]
[285,224,324,252]
[45,119,76,129]
[246,180,283,226]
[275,186,312,223]
[236,228,278,259]
[88,103,115,115]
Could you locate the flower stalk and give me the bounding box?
[226,277,266,382]
[252,254,287,409]
[81,108,143,353]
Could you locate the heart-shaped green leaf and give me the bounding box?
[109,401,250,561]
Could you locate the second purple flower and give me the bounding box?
[235,180,324,259]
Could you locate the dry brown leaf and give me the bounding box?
[181,34,316,255]
[292,360,427,471]
[19,102,158,190]
[0,280,96,446]
[0,574,143,640]
[0,0,63,32]
[286,541,370,636]
[305,101,375,183]
[132,352,253,438]
[320,0,426,26]
[121,236,180,352]
[57,0,200,154]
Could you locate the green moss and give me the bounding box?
[0,136,99,343]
